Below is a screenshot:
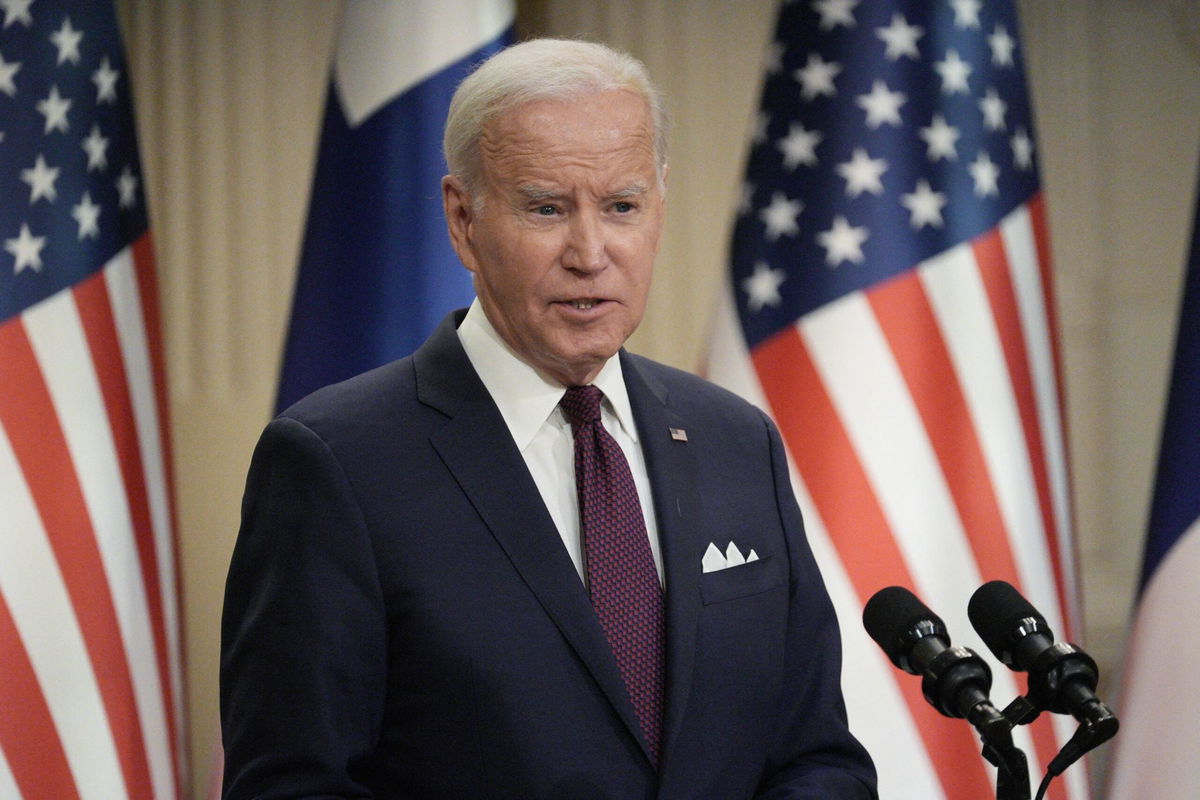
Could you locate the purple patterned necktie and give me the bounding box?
[560,385,665,765]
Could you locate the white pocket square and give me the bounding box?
[702,541,760,573]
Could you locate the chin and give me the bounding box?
[542,348,617,385]
[571,340,623,365]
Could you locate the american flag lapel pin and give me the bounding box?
[669,427,688,442]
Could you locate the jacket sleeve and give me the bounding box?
[753,412,879,799]
[220,416,386,800]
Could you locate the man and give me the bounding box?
[221,38,877,799]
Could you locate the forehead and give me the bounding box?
[479,89,658,187]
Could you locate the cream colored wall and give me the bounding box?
[115,1,1200,796]
[1020,3,1200,784]
[1026,0,1200,675]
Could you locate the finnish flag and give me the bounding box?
[277,0,515,410]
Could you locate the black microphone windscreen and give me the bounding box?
[863,585,945,663]
[968,580,1047,656]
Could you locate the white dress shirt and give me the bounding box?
[457,300,664,587]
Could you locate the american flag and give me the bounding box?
[0,1,185,798]
[704,1,1083,797]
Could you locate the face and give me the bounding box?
[443,88,666,387]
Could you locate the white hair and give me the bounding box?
[443,38,668,197]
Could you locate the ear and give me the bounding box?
[442,175,479,274]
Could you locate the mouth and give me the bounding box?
[555,297,613,313]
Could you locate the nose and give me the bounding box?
[562,210,607,274]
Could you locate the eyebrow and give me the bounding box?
[516,184,560,202]
[611,183,648,199]
[515,182,649,203]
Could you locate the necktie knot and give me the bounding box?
[560,385,603,427]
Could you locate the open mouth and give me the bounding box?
[568,299,599,310]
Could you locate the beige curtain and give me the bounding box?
[116,1,341,791]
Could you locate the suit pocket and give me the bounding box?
[699,556,782,605]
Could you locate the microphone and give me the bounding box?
[968,580,1118,776]
[863,586,999,724]
[967,581,1117,725]
[865,586,1032,798]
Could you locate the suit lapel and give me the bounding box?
[621,353,704,774]
[414,315,647,756]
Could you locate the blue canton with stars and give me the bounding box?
[732,0,1040,349]
[1,0,148,324]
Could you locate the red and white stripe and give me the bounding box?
[706,198,1084,800]
[0,236,186,799]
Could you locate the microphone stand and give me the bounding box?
[998,685,1118,800]
[922,647,1031,800]
[967,700,1031,800]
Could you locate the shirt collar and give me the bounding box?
[457,299,639,450]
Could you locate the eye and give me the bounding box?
[535,204,558,216]
[613,201,635,213]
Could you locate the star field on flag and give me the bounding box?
[731,0,1039,345]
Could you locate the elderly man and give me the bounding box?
[221,38,877,799]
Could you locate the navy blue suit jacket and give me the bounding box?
[221,311,876,799]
